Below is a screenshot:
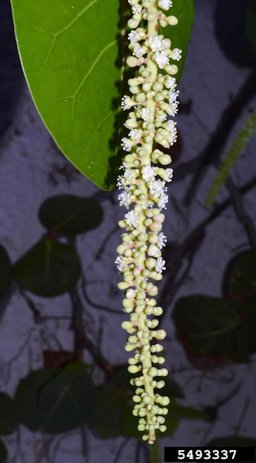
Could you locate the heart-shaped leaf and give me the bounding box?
[15,361,95,433]
[13,238,81,297]
[39,194,103,234]
[90,367,140,438]
[172,295,250,366]
[10,0,194,189]
[15,368,60,431]
[223,249,256,304]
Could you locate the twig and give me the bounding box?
[158,175,256,321]
[175,69,256,203]
[226,178,256,247]
[81,274,122,315]
[112,438,130,463]
[95,224,119,260]
[69,287,114,375]
[19,288,41,323]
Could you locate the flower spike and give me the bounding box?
[116,0,181,444]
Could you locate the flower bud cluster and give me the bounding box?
[116,0,181,444]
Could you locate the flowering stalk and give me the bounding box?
[116,0,181,444]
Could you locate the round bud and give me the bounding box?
[155,329,166,340]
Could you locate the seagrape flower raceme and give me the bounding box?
[116,0,181,444]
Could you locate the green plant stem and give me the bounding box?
[149,440,161,463]
[206,109,256,207]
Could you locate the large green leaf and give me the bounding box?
[39,194,103,234]
[10,0,194,190]
[223,249,256,304]
[13,238,81,297]
[15,368,60,431]
[90,367,140,439]
[15,361,95,433]
[172,295,250,366]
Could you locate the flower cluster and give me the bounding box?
[116,0,181,444]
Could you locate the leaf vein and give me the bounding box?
[39,0,99,67]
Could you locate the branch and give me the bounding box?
[174,69,256,203]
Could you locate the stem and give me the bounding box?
[134,4,159,445]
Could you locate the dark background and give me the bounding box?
[0,0,255,461]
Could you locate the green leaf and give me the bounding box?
[90,367,140,439]
[246,0,256,54]
[0,393,18,435]
[170,401,209,421]
[15,368,59,431]
[205,110,256,207]
[223,250,256,355]
[0,246,12,298]
[163,376,184,399]
[223,250,256,304]
[172,295,249,366]
[10,0,194,190]
[13,238,81,297]
[15,361,95,433]
[0,441,7,463]
[39,194,103,234]
[39,361,95,433]
[167,0,194,84]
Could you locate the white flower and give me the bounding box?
[155,51,169,69]
[159,232,167,249]
[148,244,160,257]
[150,180,166,198]
[142,166,156,182]
[158,0,173,10]
[148,35,164,52]
[166,121,177,145]
[123,168,137,181]
[133,43,146,58]
[118,191,131,208]
[156,257,166,273]
[169,90,179,103]
[158,192,168,210]
[170,101,179,117]
[171,48,182,61]
[166,120,176,132]
[156,112,168,123]
[165,76,176,90]
[129,129,141,140]
[125,210,139,227]
[164,168,174,182]
[121,95,133,110]
[115,256,124,271]
[121,137,132,152]
[138,107,153,121]
[128,30,139,43]
[132,4,143,14]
